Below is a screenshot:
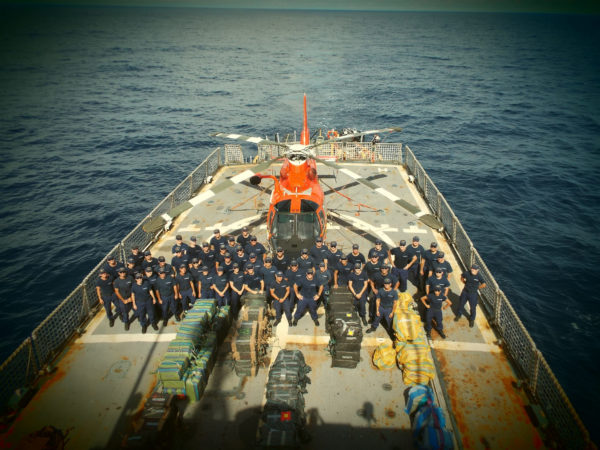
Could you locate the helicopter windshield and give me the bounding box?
[273,212,319,240]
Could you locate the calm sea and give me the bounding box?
[1,6,599,441]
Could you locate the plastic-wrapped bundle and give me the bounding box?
[372,342,396,370]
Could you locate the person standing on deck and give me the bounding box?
[273,246,289,272]
[260,257,278,306]
[326,241,343,272]
[348,263,369,326]
[389,239,414,293]
[141,250,158,273]
[243,264,264,295]
[366,278,398,334]
[187,236,201,263]
[212,266,230,307]
[292,269,323,327]
[96,268,119,327]
[210,229,227,252]
[297,248,315,274]
[406,236,425,289]
[104,256,124,281]
[285,260,304,305]
[172,234,189,255]
[271,271,292,327]
[199,242,216,272]
[347,243,366,268]
[128,246,144,271]
[176,264,196,310]
[316,262,332,306]
[456,264,486,328]
[422,242,440,283]
[426,268,451,297]
[368,240,388,264]
[198,266,214,299]
[333,255,352,288]
[113,267,134,331]
[429,252,453,281]
[234,246,249,271]
[245,236,267,262]
[132,273,158,334]
[421,286,451,339]
[157,256,173,277]
[171,247,189,272]
[310,237,329,268]
[155,267,180,325]
[236,226,252,249]
[229,263,245,319]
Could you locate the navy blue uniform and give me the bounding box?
[422,249,440,277]
[346,252,366,267]
[293,277,321,321]
[176,271,196,309]
[155,274,177,320]
[199,249,216,271]
[390,247,413,269]
[406,243,425,286]
[189,265,202,291]
[334,261,353,287]
[348,270,369,319]
[245,242,266,260]
[458,271,486,321]
[273,255,289,272]
[423,292,447,333]
[96,276,119,321]
[132,281,156,327]
[210,235,227,251]
[316,268,332,304]
[368,247,387,262]
[219,259,235,276]
[430,259,453,279]
[171,255,189,271]
[198,272,215,299]
[171,242,189,255]
[234,251,249,269]
[285,268,305,304]
[372,288,398,330]
[310,245,329,265]
[236,233,252,248]
[212,273,230,307]
[271,279,292,322]
[326,248,343,269]
[297,255,315,274]
[260,265,278,293]
[104,261,125,281]
[426,275,450,295]
[229,270,245,316]
[113,275,134,324]
[141,257,159,274]
[187,244,202,262]
[365,260,382,280]
[244,271,263,292]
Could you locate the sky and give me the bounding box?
[3,0,600,14]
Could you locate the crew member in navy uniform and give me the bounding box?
[310,237,329,267]
[366,278,398,334]
[371,265,398,295]
[218,252,235,276]
[285,260,303,305]
[429,252,453,280]
[187,236,201,262]
[333,255,352,288]
[96,268,119,327]
[225,236,237,255]
[426,268,451,296]
[199,242,216,272]
[198,266,214,299]
[215,244,228,266]
[316,262,332,306]
[292,269,323,327]
[243,264,264,294]
[228,263,245,318]
[245,236,267,262]
[113,267,134,331]
[129,246,144,270]
[132,273,158,333]
[422,242,440,284]
[176,264,196,310]
[141,251,158,273]
[270,271,292,327]
[143,266,158,319]
[155,266,179,325]
[236,226,252,248]
[348,263,369,326]
[104,256,124,281]
[326,241,343,270]
[210,229,227,251]
[212,266,230,307]
[172,234,189,255]
[273,247,289,272]
[172,246,189,271]
[406,236,425,288]
[421,285,451,339]
[368,240,388,264]
[125,257,138,279]
[189,258,202,294]
[389,239,414,292]
[260,257,278,305]
[365,253,382,321]
[234,246,249,270]
[297,248,314,274]
[456,264,486,328]
[157,256,173,276]
[346,244,366,268]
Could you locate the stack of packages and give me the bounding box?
[232,292,270,377]
[258,350,311,448]
[404,385,454,449]
[157,299,227,401]
[126,393,179,448]
[392,292,435,385]
[326,290,363,368]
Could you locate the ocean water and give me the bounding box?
[1,6,599,441]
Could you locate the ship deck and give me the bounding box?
[3,161,545,449]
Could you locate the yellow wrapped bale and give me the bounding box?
[395,292,415,313]
[372,342,396,370]
[392,311,425,342]
[397,339,431,365]
[402,358,436,385]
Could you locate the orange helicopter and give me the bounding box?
[144,94,441,255]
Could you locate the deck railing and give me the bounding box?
[0,142,590,449]
[0,147,222,410]
[403,145,590,449]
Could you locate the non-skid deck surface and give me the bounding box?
[4,162,544,449]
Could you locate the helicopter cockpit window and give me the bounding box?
[274,213,294,240]
[297,213,318,240]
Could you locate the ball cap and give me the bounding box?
[316,237,323,242]
[341,255,348,260]
[330,241,337,247]
[190,236,197,241]
[174,246,182,253]
[399,240,406,246]
[179,264,187,269]
[276,271,283,277]
[319,262,325,267]
[354,263,361,269]
[352,244,359,249]
[249,252,257,258]
[228,235,235,241]
[250,236,257,241]
[434,285,442,291]
[144,250,152,256]
[306,269,314,275]
[144,266,153,272]
[213,229,220,234]
[290,259,298,266]
[471,264,480,270]
[375,239,382,245]
[437,252,445,258]
[176,234,182,240]
[232,262,239,268]
[265,256,272,262]
[117,267,126,273]
[383,278,392,284]
[430,242,437,247]
[413,236,420,242]
[99,268,107,274]
[135,273,143,279]
[277,247,283,252]
[201,266,209,271]
[158,267,166,273]
[108,256,115,261]
[245,263,253,270]
[191,257,199,263]
[158,256,165,262]
[202,242,209,247]
[216,266,224,271]
[242,226,249,232]
[301,248,308,254]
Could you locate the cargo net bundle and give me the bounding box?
[258,349,312,448]
[230,292,272,377]
[372,292,436,386]
[326,290,363,369]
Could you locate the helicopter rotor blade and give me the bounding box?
[210,132,289,148]
[315,157,443,230]
[142,158,281,233]
[307,127,402,150]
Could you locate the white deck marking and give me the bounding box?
[161,213,173,222]
[230,169,255,184]
[78,332,178,344]
[430,340,502,353]
[415,211,426,217]
[204,215,263,234]
[402,225,428,234]
[227,134,241,139]
[329,211,396,248]
[340,168,361,179]
[375,187,400,202]
[188,189,215,206]
[246,137,263,144]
